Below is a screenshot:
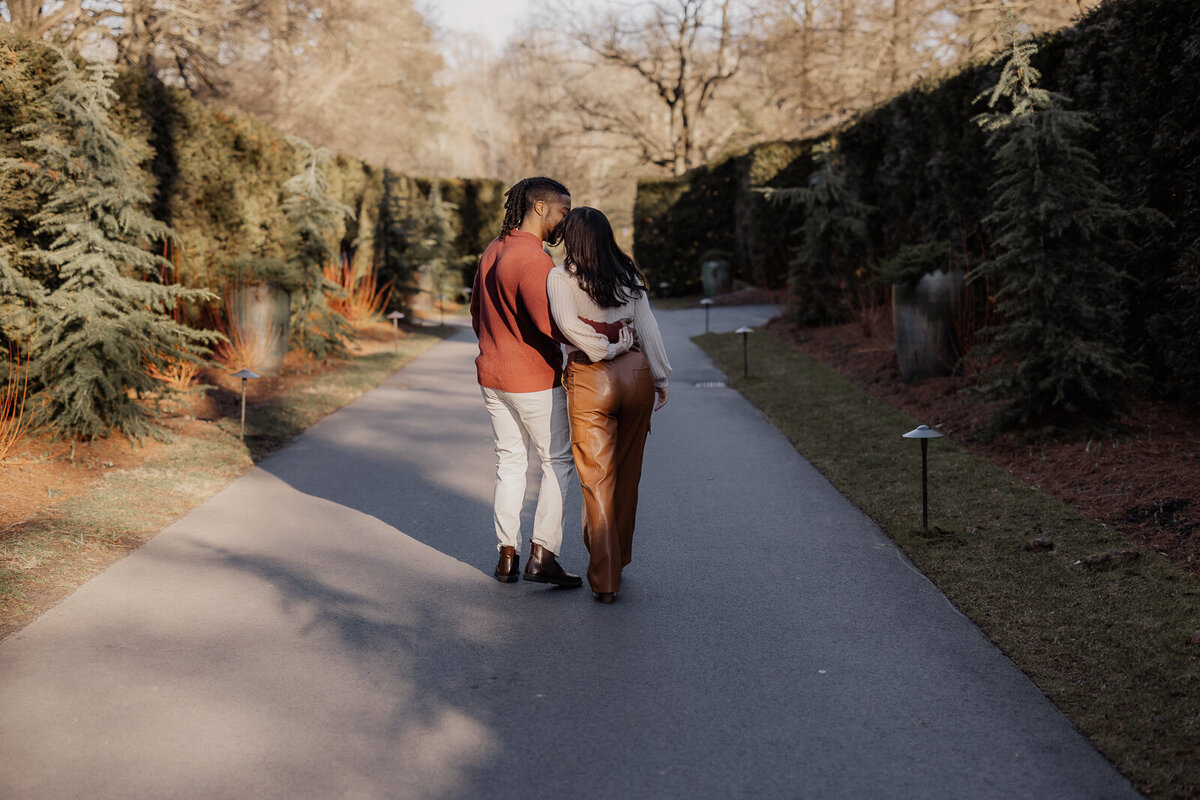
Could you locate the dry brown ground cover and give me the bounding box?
[0,318,448,640]
[766,313,1200,579]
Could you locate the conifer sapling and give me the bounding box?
[282,136,354,358]
[970,14,1139,430]
[1,50,217,440]
[765,139,875,326]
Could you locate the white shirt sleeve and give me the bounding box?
[547,268,622,362]
[631,292,672,388]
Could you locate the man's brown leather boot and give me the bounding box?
[523,543,583,588]
[493,546,520,583]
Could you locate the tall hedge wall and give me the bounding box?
[633,139,811,294]
[0,32,503,311]
[633,0,1200,398]
[633,156,740,295]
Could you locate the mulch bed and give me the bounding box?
[767,314,1200,579]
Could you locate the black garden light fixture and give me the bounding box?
[701,297,713,333]
[901,424,944,530]
[735,326,752,378]
[232,368,260,440]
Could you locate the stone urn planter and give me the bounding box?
[412,262,436,312]
[700,252,732,297]
[226,281,290,376]
[892,268,964,382]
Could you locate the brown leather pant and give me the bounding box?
[564,349,655,594]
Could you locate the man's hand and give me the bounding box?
[581,316,640,356]
[654,386,668,411]
[582,317,624,343]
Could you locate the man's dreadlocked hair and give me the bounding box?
[499,177,570,241]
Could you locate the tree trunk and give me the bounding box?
[119,1,153,74]
[268,0,293,125]
[799,0,815,115]
[839,0,858,103]
[4,0,85,40]
[890,0,910,93]
[672,103,687,176]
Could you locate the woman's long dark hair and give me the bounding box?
[561,207,647,309]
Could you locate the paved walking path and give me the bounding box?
[0,306,1141,799]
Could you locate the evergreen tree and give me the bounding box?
[380,178,458,316]
[1148,239,1200,403]
[1,41,48,380]
[0,247,43,373]
[970,17,1139,430]
[282,135,354,358]
[0,33,52,288]
[370,173,457,316]
[372,168,411,314]
[768,139,875,326]
[1,51,216,440]
[0,247,43,317]
[415,180,459,313]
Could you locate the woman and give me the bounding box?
[546,207,671,604]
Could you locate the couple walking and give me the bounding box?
[470,177,671,604]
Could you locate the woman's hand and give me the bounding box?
[620,317,640,351]
[654,386,668,411]
[614,324,635,356]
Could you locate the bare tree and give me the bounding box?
[565,0,748,176]
[500,29,647,223]
[941,0,1099,63]
[747,0,1100,141]
[0,0,107,43]
[214,0,444,171]
[747,0,851,131]
[117,0,259,89]
[2,0,443,170]
[1,0,260,89]
[2,0,1101,206]
[430,33,540,180]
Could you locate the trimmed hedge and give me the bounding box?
[737,140,814,291]
[634,0,1200,399]
[633,140,811,295]
[0,32,502,313]
[633,156,739,295]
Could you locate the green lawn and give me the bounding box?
[696,329,1200,800]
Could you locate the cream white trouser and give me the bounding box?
[481,385,574,555]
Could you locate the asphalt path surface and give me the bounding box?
[0,305,1142,799]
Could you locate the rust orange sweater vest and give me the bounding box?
[470,231,565,392]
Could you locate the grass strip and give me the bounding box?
[695,329,1199,800]
[0,328,450,638]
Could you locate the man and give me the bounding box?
[470,177,633,586]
